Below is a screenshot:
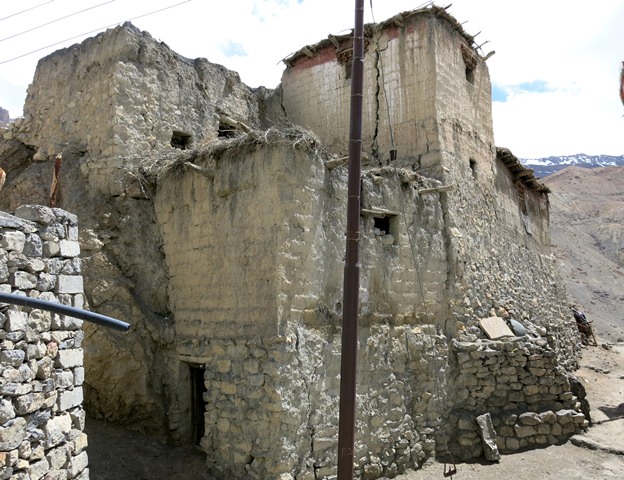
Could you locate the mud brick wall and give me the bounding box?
[0,205,88,480]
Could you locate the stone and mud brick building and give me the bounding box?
[0,4,586,479]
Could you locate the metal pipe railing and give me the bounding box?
[0,292,130,331]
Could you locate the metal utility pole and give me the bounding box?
[337,0,365,478]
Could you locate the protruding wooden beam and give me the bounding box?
[219,113,252,133]
[417,184,454,195]
[325,156,349,169]
[184,162,215,178]
[360,207,400,217]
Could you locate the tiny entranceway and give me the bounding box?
[189,364,207,444]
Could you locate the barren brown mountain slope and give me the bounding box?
[545,166,624,340]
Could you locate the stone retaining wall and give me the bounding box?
[0,206,88,480]
[449,337,587,460]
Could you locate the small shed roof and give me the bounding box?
[497,147,550,193]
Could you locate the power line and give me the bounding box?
[0,0,55,22]
[0,0,116,43]
[0,0,191,66]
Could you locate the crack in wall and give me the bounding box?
[279,87,288,120]
[438,191,457,326]
[371,48,382,163]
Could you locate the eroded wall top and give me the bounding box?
[11,22,278,196]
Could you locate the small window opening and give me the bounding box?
[465,65,475,84]
[461,45,477,85]
[218,123,237,138]
[190,364,207,444]
[469,158,478,180]
[373,216,390,235]
[336,46,354,80]
[372,214,398,245]
[171,131,192,150]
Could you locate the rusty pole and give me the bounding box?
[337,0,365,478]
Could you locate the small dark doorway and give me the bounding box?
[189,364,207,444]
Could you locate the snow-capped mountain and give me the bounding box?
[520,154,624,178]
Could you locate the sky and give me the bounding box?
[0,0,623,159]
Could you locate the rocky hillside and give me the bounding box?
[544,166,624,340]
[522,154,624,178]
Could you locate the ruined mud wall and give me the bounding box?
[152,138,457,478]
[151,130,582,478]
[10,22,276,196]
[0,21,281,438]
[0,206,88,480]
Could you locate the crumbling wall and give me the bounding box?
[0,21,282,439]
[11,22,272,196]
[0,206,88,479]
[148,125,583,478]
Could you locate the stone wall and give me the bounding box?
[450,338,586,460]
[0,206,88,480]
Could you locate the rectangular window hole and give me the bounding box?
[374,216,390,235]
[373,215,397,245]
[171,131,193,150]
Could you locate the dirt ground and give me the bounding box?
[85,340,624,480]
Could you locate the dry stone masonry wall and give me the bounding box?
[0,206,88,480]
[450,338,586,460]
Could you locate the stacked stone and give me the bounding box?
[450,337,587,460]
[179,322,448,480]
[0,205,88,480]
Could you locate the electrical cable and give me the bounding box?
[0,0,116,43]
[0,0,191,65]
[0,0,55,22]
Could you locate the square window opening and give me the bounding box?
[373,216,391,235]
[171,131,193,150]
[218,123,237,138]
[373,214,398,243]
